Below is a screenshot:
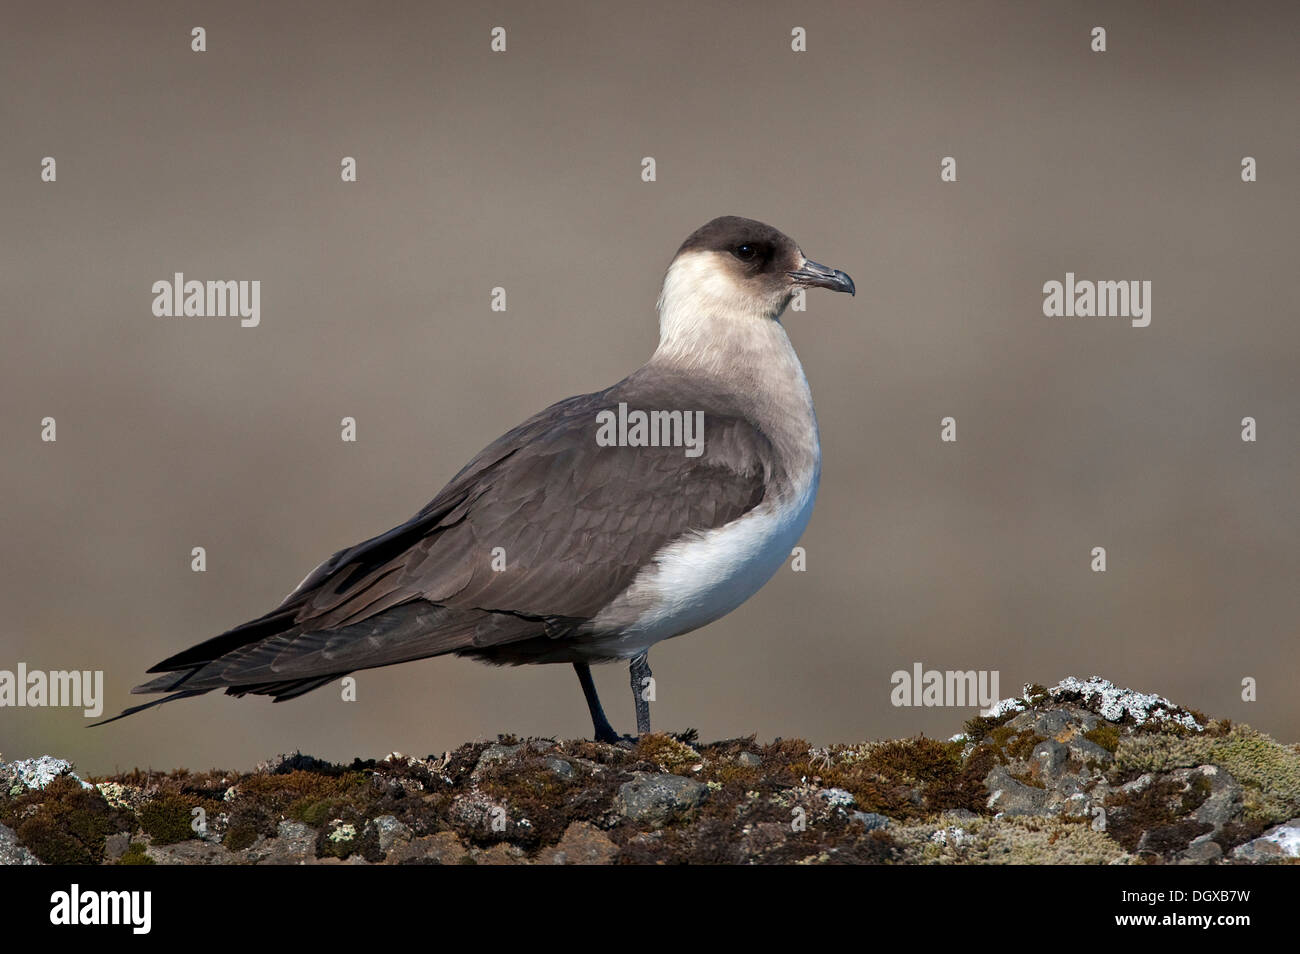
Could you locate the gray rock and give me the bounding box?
[0,822,39,865]
[103,832,132,862]
[146,840,236,865]
[1053,790,1099,822]
[1047,773,1088,800]
[1003,710,1035,733]
[0,756,86,793]
[248,820,316,865]
[1189,765,1243,833]
[1059,704,1101,732]
[1179,834,1223,864]
[819,787,856,807]
[985,765,1048,816]
[1232,818,1300,863]
[1030,740,1070,782]
[736,752,762,767]
[369,815,412,853]
[448,793,506,832]
[614,772,708,825]
[473,743,524,775]
[1006,704,1100,739]
[850,812,892,831]
[1066,737,1113,768]
[543,757,575,779]
[1117,773,1155,796]
[1027,710,1071,739]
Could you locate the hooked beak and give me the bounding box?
[787,259,855,296]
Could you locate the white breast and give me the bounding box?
[585,442,819,660]
[632,466,818,643]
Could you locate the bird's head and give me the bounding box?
[655,216,854,357]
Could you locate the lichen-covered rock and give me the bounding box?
[2,678,1295,865]
[472,744,525,777]
[984,766,1048,816]
[244,821,316,864]
[1231,818,1300,862]
[0,822,40,865]
[614,772,708,824]
[369,815,412,853]
[0,756,89,794]
[145,838,238,865]
[1115,723,1300,824]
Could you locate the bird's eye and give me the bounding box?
[734,244,758,262]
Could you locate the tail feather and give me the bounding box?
[87,689,213,727]
[146,608,299,673]
[92,671,351,727]
[230,674,346,702]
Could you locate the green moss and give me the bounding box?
[963,709,1017,742]
[981,817,1123,864]
[1003,730,1040,761]
[988,724,1016,749]
[292,796,350,828]
[1084,723,1121,753]
[634,734,701,774]
[771,737,987,821]
[222,807,276,851]
[1115,724,1300,823]
[474,758,599,849]
[239,769,369,815]
[1184,772,1213,806]
[2,777,135,865]
[15,815,88,864]
[1023,684,1050,704]
[138,794,199,845]
[117,841,155,865]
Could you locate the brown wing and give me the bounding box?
[130,375,774,701]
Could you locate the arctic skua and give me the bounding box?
[98,216,855,741]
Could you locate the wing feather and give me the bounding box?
[128,374,777,705]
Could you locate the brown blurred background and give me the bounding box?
[2,2,1297,776]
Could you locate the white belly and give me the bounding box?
[586,462,819,658]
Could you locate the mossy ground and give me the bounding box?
[0,776,136,864]
[3,687,1297,864]
[1115,723,1300,825]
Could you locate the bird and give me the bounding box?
[96,216,855,742]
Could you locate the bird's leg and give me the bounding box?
[629,651,653,736]
[573,662,620,744]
